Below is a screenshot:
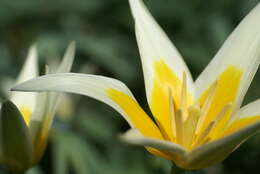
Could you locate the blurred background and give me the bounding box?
[0,0,260,173]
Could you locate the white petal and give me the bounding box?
[56,41,76,73]
[13,73,134,122]
[195,3,260,112]
[129,0,194,98]
[120,129,187,157]
[233,99,260,119]
[129,0,194,141]
[11,45,38,111]
[185,121,260,169]
[12,73,163,140]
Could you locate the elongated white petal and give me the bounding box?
[12,73,163,140]
[185,121,260,169]
[13,73,133,121]
[195,3,260,113]
[120,129,187,157]
[11,45,38,112]
[129,0,194,97]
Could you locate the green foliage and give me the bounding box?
[0,0,260,174]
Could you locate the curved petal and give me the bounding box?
[10,45,38,125]
[184,121,260,169]
[12,73,163,140]
[120,129,187,162]
[129,0,194,140]
[194,3,260,133]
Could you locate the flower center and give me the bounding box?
[168,74,232,150]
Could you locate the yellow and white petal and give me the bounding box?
[120,129,187,160]
[195,3,260,102]
[185,121,260,169]
[10,45,38,125]
[12,73,163,140]
[194,3,260,132]
[222,99,260,136]
[129,0,194,140]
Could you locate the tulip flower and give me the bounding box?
[12,0,260,170]
[0,42,75,173]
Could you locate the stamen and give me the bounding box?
[168,88,176,141]
[181,72,188,121]
[207,103,232,138]
[201,137,211,145]
[195,80,218,134]
[214,103,232,124]
[175,109,184,145]
[192,121,215,148]
[154,118,171,141]
[191,103,232,148]
[183,105,200,148]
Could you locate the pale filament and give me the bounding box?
[167,74,233,150]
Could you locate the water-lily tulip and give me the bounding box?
[12,0,260,170]
[0,42,75,172]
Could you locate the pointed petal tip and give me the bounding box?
[29,44,37,52]
[67,41,76,52]
[27,44,38,61]
[11,78,39,92]
[128,0,144,19]
[69,40,76,47]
